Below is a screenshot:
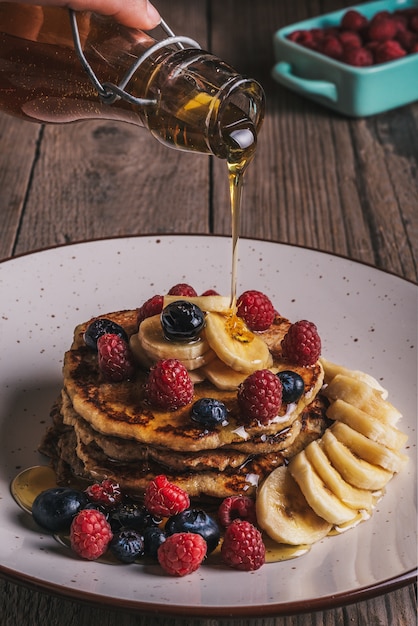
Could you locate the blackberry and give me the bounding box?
[108,502,162,532]
[161,300,205,342]
[277,370,305,404]
[81,502,109,518]
[190,398,227,428]
[84,318,128,351]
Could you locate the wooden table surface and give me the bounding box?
[0,0,417,624]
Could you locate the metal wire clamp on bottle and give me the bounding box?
[0,3,264,155]
[69,9,202,107]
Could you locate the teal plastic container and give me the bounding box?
[272,0,418,116]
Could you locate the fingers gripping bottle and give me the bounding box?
[0,3,264,160]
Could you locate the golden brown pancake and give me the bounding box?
[40,308,328,498]
[63,311,324,452]
[61,392,302,469]
[41,393,329,498]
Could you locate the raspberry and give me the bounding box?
[70,509,113,560]
[167,283,198,297]
[288,29,321,51]
[200,289,219,296]
[288,9,417,68]
[342,46,374,66]
[396,29,417,52]
[281,320,321,366]
[144,474,190,517]
[85,479,123,508]
[236,290,276,331]
[136,294,163,326]
[157,532,207,576]
[237,369,282,425]
[339,30,362,50]
[371,10,391,22]
[321,35,343,59]
[393,13,408,34]
[146,358,194,410]
[97,333,135,382]
[368,16,398,42]
[375,40,407,63]
[341,9,368,32]
[221,519,265,571]
[218,496,257,527]
[287,29,313,45]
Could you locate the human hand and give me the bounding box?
[6,0,161,30]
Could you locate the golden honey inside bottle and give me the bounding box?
[0,3,264,159]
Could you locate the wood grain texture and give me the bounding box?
[0,580,416,625]
[210,0,418,281]
[0,114,40,259]
[0,0,416,624]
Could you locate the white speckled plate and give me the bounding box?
[0,235,416,617]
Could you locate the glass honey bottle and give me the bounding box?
[0,3,265,159]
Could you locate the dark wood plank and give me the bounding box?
[13,120,210,255]
[0,578,416,625]
[0,0,416,624]
[210,0,418,281]
[7,0,210,257]
[0,114,40,259]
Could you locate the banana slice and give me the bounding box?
[320,430,393,491]
[188,368,207,384]
[129,333,154,369]
[205,311,273,374]
[137,314,215,370]
[304,440,375,511]
[323,374,401,425]
[202,358,247,390]
[256,466,332,545]
[163,295,231,313]
[320,358,388,399]
[289,450,359,525]
[327,399,408,451]
[330,421,408,474]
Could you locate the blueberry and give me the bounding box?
[161,301,205,342]
[190,398,227,428]
[277,370,305,404]
[108,502,161,532]
[84,318,128,350]
[32,487,88,532]
[82,502,109,518]
[165,508,220,554]
[109,529,144,563]
[143,526,166,560]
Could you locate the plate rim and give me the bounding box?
[1,232,417,287]
[0,561,416,618]
[0,234,416,617]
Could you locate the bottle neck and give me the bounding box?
[0,4,265,158]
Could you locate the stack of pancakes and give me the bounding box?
[40,310,329,499]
